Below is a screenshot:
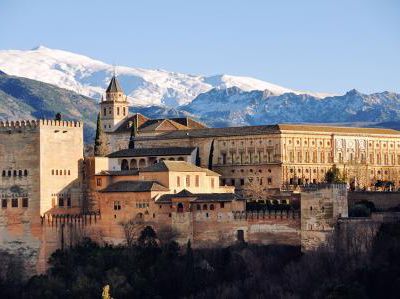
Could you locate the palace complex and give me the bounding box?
[0,75,399,275]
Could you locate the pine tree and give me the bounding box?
[94,113,108,157]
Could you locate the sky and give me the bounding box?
[0,0,399,94]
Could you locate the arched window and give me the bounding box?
[8,170,11,177]
[103,108,107,116]
[2,170,5,176]
[130,159,138,169]
[67,170,70,175]
[139,159,146,168]
[168,157,175,161]
[18,170,22,176]
[196,204,201,210]
[210,204,215,210]
[178,157,185,161]
[121,159,129,170]
[203,204,208,210]
[177,203,184,213]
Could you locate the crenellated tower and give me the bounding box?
[100,75,129,132]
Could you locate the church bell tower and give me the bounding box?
[100,75,128,132]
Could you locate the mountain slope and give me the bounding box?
[0,46,330,108]
[182,87,400,127]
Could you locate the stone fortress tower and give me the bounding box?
[100,75,129,133]
[0,119,83,273]
[300,184,349,250]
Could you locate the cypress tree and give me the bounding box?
[128,115,138,149]
[94,112,108,157]
[208,139,215,170]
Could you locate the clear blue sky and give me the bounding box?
[1,0,399,94]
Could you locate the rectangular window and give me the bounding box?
[114,201,121,210]
[220,202,225,208]
[2,199,7,208]
[240,179,245,186]
[109,107,112,114]
[103,108,107,116]
[211,178,215,188]
[96,178,102,187]
[195,175,199,187]
[22,198,28,208]
[11,198,18,208]
[51,169,54,175]
[186,175,190,187]
[58,198,64,207]
[117,107,120,115]
[267,178,272,185]
[123,107,126,116]
[177,176,180,187]
[67,197,71,207]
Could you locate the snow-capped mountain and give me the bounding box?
[0,46,330,107]
[182,87,400,127]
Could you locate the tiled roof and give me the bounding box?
[140,161,220,176]
[156,190,241,203]
[135,123,400,140]
[277,124,400,135]
[100,180,168,193]
[135,125,280,140]
[106,76,124,93]
[107,147,196,158]
[96,170,139,176]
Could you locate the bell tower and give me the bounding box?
[100,75,129,132]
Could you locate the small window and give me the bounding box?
[64,170,67,175]
[59,198,64,207]
[186,175,190,187]
[114,201,121,210]
[197,204,201,210]
[203,204,208,210]
[12,198,18,208]
[13,170,17,176]
[211,178,215,188]
[8,170,11,177]
[123,107,126,116]
[103,108,107,116]
[18,170,22,176]
[117,107,120,115]
[177,176,181,187]
[67,197,71,207]
[210,204,215,210]
[68,170,70,175]
[2,199,7,208]
[220,202,225,208]
[96,178,102,187]
[22,198,28,208]
[56,170,58,175]
[2,170,5,176]
[52,169,54,175]
[195,175,199,187]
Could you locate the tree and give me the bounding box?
[325,164,345,183]
[102,285,113,299]
[242,178,273,201]
[128,115,138,149]
[208,139,215,170]
[94,113,108,157]
[137,226,158,248]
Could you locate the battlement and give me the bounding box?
[0,119,82,131]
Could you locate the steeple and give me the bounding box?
[100,74,129,133]
[106,75,124,93]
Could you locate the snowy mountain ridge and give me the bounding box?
[0,46,332,107]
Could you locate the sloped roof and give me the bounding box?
[140,161,220,176]
[100,180,168,192]
[135,125,280,140]
[135,123,400,140]
[139,119,189,132]
[106,76,124,93]
[107,147,196,158]
[277,124,400,135]
[96,170,139,176]
[156,190,242,203]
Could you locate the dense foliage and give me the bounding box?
[0,224,399,298]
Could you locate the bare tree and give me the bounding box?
[242,178,274,201]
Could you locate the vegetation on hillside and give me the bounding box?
[0,223,399,298]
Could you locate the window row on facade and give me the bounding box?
[221,177,273,186]
[1,197,28,208]
[1,169,29,177]
[103,106,126,117]
[120,157,186,170]
[176,175,204,188]
[51,169,71,176]
[220,151,276,165]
